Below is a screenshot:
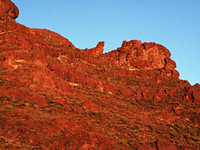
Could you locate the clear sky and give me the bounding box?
[13,0,200,85]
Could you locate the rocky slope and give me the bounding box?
[0,0,200,149]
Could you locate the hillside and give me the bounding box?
[0,0,200,149]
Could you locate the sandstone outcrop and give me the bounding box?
[83,41,104,57]
[0,0,19,21]
[101,40,179,78]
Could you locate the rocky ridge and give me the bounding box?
[0,0,200,149]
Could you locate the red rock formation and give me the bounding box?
[101,40,179,78]
[0,1,199,150]
[84,41,104,57]
[0,0,19,21]
[184,83,200,103]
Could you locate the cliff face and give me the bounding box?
[0,1,200,149]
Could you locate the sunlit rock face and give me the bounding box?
[83,41,105,58]
[0,0,199,150]
[103,40,175,69]
[100,40,179,78]
[0,0,19,21]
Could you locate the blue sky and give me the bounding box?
[13,0,200,85]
